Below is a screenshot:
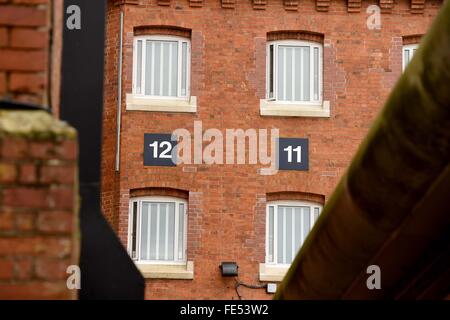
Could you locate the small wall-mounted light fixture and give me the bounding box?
[220,262,238,277]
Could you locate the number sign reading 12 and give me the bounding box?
[144,134,177,167]
[278,138,309,171]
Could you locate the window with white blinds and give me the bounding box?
[403,44,418,71]
[266,201,322,265]
[267,40,322,104]
[128,197,187,263]
[133,36,190,98]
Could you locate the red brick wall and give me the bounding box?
[102,0,442,299]
[102,3,120,231]
[0,112,79,300]
[0,0,59,109]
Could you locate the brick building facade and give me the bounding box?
[102,0,442,299]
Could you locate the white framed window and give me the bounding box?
[403,44,418,71]
[266,40,323,105]
[133,35,190,99]
[266,200,322,266]
[128,196,187,264]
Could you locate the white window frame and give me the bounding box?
[265,200,322,266]
[402,43,419,71]
[128,196,188,265]
[266,40,323,105]
[132,35,191,100]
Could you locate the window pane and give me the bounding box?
[314,47,319,100]
[181,42,187,96]
[167,203,175,260]
[131,202,138,259]
[302,207,311,245]
[136,40,142,94]
[140,202,149,260]
[269,45,274,99]
[159,203,167,260]
[404,49,410,69]
[153,41,161,95]
[276,44,315,102]
[140,39,189,97]
[278,206,311,264]
[285,47,293,101]
[285,207,293,263]
[145,41,153,95]
[294,208,302,255]
[269,203,322,265]
[294,47,301,101]
[314,207,320,224]
[178,203,185,260]
[136,201,184,262]
[302,47,310,101]
[277,46,285,101]
[149,203,158,260]
[268,206,274,263]
[277,207,284,264]
[170,42,178,97]
[162,42,170,96]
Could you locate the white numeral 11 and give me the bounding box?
[284,146,302,163]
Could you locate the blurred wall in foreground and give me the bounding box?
[0,110,79,300]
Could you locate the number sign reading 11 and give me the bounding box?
[144,134,177,167]
[278,138,309,171]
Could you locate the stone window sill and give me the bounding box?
[260,99,330,118]
[126,93,197,113]
[259,263,289,282]
[135,261,194,280]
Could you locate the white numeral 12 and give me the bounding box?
[149,141,172,159]
[284,146,302,163]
